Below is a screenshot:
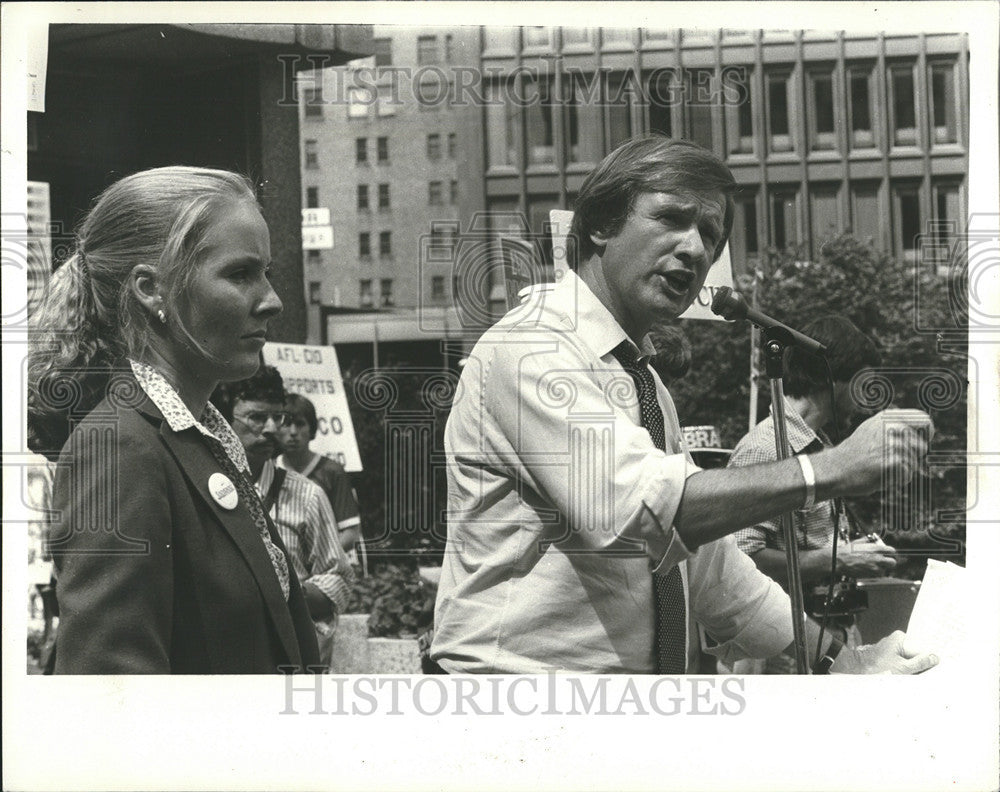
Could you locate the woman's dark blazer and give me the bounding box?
[49,373,321,674]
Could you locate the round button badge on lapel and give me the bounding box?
[208,472,239,510]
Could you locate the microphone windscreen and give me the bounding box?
[710,286,745,321]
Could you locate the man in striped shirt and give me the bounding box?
[213,366,355,670]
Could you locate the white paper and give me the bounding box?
[904,559,972,670]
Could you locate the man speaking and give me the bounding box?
[431,136,937,675]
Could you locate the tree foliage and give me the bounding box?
[671,233,968,576]
[340,234,968,586]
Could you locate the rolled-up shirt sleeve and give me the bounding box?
[301,487,354,615]
[478,328,697,566]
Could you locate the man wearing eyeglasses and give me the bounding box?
[212,365,354,670]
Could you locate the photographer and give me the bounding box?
[730,315,898,672]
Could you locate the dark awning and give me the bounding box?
[48,23,372,70]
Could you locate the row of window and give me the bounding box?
[346,276,454,308]
[355,225,459,258]
[307,277,401,308]
[725,179,964,267]
[357,184,390,210]
[485,27,942,54]
[486,58,962,169]
[353,276,452,309]
[475,176,962,278]
[351,133,457,166]
[356,136,389,164]
[366,34,459,69]
[358,231,394,258]
[485,26,690,54]
[353,180,459,211]
[415,34,457,67]
[358,278,396,308]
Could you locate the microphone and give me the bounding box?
[711,287,828,355]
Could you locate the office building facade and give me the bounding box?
[302,27,968,345]
[298,26,479,348]
[471,28,969,283]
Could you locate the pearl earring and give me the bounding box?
[157,309,167,324]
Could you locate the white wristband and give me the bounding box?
[797,454,816,511]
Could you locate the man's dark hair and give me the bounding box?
[210,364,286,422]
[648,323,692,384]
[567,135,737,270]
[784,316,882,397]
[285,393,319,440]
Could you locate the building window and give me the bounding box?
[417,35,438,65]
[643,28,675,42]
[847,64,876,149]
[449,180,458,205]
[359,232,371,258]
[524,75,555,165]
[809,185,841,256]
[356,137,368,164]
[378,183,390,210]
[850,182,882,248]
[377,136,389,162]
[646,69,675,138]
[606,72,634,152]
[524,27,552,48]
[601,28,633,48]
[357,184,369,211]
[304,139,319,169]
[445,34,454,62]
[893,183,922,264]
[379,231,392,257]
[303,86,323,118]
[359,279,373,307]
[766,71,794,153]
[306,187,319,209]
[568,72,603,163]
[380,278,394,307]
[729,194,759,268]
[429,181,443,205]
[427,133,442,160]
[807,69,837,151]
[377,85,397,117]
[347,87,372,119]
[431,275,446,301]
[932,181,963,272]
[933,182,962,237]
[430,226,457,255]
[890,64,918,147]
[447,132,457,158]
[929,61,958,145]
[373,37,392,67]
[486,80,517,168]
[308,281,321,305]
[563,28,591,47]
[723,66,754,155]
[770,189,799,249]
[683,69,715,151]
[306,249,322,264]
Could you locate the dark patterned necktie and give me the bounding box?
[611,341,687,674]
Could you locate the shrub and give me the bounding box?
[345,562,436,638]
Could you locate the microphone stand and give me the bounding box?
[762,326,810,674]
